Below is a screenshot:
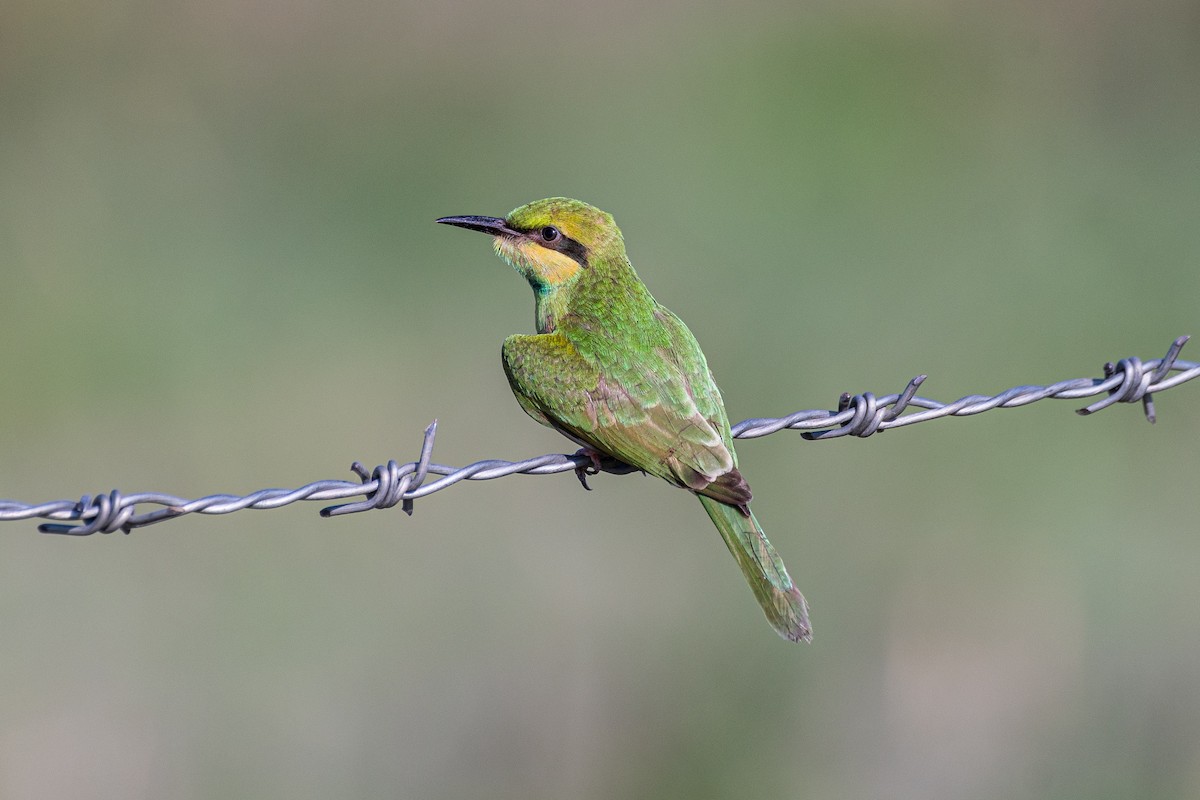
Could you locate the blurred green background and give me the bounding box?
[2,1,1199,797]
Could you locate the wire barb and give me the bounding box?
[319,421,439,518]
[1075,335,1190,422]
[2,337,1196,535]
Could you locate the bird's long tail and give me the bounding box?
[698,494,812,643]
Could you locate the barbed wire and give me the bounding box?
[1,336,1195,537]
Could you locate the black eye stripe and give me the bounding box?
[553,235,589,268]
[520,225,590,268]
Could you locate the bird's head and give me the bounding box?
[437,198,624,292]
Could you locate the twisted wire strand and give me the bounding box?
[2,336,1195,536]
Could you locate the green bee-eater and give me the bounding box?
[438,198,811,643]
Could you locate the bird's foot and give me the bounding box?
[573,448,604,491]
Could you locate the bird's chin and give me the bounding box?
[492,235,524,270]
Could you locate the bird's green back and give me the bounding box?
[495,199,743,501]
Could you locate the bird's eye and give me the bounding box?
[539,226,561,243]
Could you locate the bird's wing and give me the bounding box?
[651,305,738,454]
[502,315,749,506]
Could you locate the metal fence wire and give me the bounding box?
[2,336,1196,536]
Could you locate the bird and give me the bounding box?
[437,198,811,643]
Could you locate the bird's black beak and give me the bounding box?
[435,215,519,237]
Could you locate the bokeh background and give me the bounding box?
[2,1,1199,797]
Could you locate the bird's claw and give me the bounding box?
[573,448,603,491]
